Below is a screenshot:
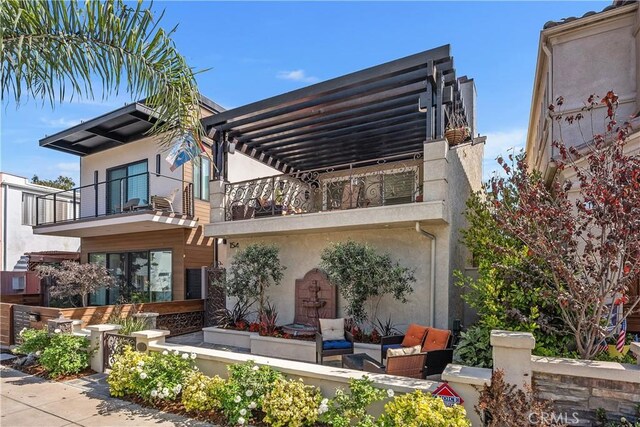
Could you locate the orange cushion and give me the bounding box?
[422,328,450,352]
[401,324,429,347]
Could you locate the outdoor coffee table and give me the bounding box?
[342,353,379,370]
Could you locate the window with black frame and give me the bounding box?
[89,250,172,305]
[193,156,211,201]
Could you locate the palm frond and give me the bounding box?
[1,0,205,148]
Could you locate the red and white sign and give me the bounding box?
[432,383,463,407]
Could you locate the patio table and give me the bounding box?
[342,353,378,370]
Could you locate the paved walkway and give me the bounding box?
[0,366,214,427]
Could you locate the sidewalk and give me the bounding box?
[0,366,214,427]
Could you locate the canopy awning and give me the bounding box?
[203,44,471,173]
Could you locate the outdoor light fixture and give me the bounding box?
[28,312,41,322]
[227,140,236,154]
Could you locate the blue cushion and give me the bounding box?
[382,344,403,355]
[323,340,352,350]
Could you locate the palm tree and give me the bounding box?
[1,0,204,148]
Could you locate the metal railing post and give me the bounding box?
[52,193,57,224]
[72,189,77,220]
[35,196,39,226]
[271,176,275,216]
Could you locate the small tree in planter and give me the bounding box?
[320,240,415,328]
[225,243,285,319]
[36,260,116,307]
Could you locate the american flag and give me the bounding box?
[617,319,627,353]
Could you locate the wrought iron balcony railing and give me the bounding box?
[35,172,194,226]
[225,153,423,221]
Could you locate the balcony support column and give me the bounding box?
[210,179,227,223]
[423,139,449,206]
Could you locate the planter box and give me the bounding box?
[203,327,252,349]
[251,334,316,363]
[354,342,382,363]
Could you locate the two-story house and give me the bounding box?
[203,45,485,330]
[525,0,640,332]
[33,97,275,305]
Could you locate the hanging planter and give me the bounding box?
[445,127,469,146]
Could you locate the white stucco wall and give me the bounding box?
[79,136,183,217]
[224,226,440,330]
[0,173,80,270]
[227,151,280,183]
[527,4,638,173]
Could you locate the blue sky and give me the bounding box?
[1,1,609,185]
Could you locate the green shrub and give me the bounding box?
[454,324,493,368]
[39,333,91,378]
[110,316,149,336]
[107,347,196,401]
[378,390,470,427]
[13,328,51,355]
[220,361,283,425]
[262,379,322,427]
[181,371,226,412]
[321,376,388,427]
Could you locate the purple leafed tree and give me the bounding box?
[36,260,117,307]
[488,92,640,359]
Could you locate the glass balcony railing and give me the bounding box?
[35,172,193,226]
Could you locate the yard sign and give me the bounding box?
[432,383,463,407]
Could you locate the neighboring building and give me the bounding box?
[33,97,275,305]
[0,172,80,271]
[203,46,485,330]
[525,0,640,332]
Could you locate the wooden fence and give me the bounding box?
[1,300,205,345]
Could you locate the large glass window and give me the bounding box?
[88,250,172,305]
[106,160,148,214]
[193,157,210,201]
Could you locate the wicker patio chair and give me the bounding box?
[362,353,428,379]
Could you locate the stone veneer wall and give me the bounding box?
[533,371,640,425]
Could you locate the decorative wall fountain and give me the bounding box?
[282,268,337,337]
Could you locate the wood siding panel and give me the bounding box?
[0,303,13,345]
[81,229,186,301]
[184,227,214,270]
[60,299,204,327]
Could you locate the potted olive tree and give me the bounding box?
[320,240,415,336]
[225,243,286,320]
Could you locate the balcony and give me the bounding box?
[33,172,198,238]
[206,153,447,238]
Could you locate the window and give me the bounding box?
[193,156,210,201]
[106,160,148,214]
[89,250,172,305]
[22,193,36,225]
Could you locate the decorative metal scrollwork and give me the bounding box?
[103,333,136,370]
[156,311,204,336]
[224,152,423,221]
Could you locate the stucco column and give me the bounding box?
[423,139,449,205]
[210,179,227,223]
[490,330,535,389]
[132,329,169,353]
[86,324,122,373]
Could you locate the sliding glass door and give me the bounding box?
[106,160,148,214]
[89,249,172,305]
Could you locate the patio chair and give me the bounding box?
[116,198,140,212]
[380,325,454,377]
[363,352,428,379]
[340,182,362,209]
[316,318,354,364]
[152,188,179,213]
